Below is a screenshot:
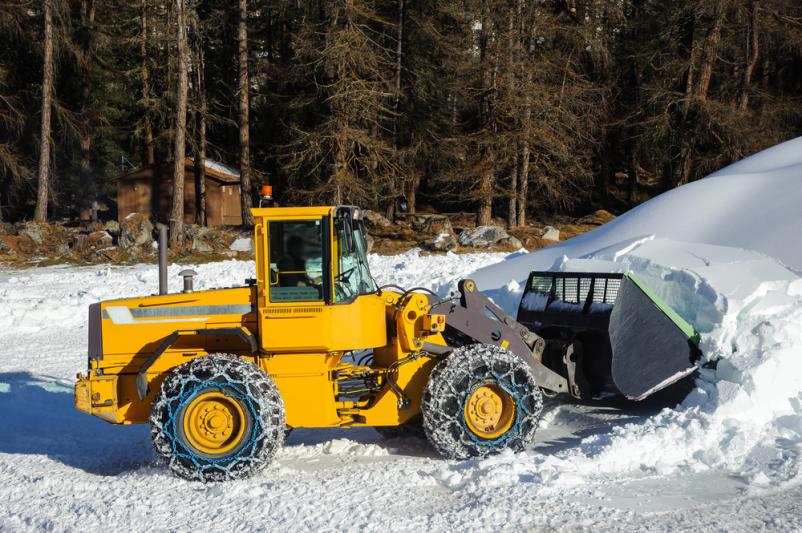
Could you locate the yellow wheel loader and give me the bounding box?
[74,205,699,481]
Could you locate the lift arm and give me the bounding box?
[428,279,569,395]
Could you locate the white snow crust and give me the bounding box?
[203,159,240,178]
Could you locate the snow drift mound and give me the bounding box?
[472,135,802,295]
[468,137,802,487]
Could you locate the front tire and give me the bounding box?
[150,354,285,482]
[422,344,543,460]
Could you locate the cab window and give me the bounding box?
[334,217,376,303]
[268,220,325,302]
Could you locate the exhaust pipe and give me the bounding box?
[157,224,168,295]
[179,269,197,293]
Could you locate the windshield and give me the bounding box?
[334,216,376,303]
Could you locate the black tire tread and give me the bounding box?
[150,353,285,482]
[422,344,543,460]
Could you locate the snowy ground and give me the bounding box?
[1,249,801,532]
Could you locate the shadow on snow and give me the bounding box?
[0,371,694,475]
[0,371,153,476]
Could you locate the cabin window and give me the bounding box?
[333,217,376,303]
[268,220,325,302]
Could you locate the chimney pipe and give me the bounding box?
[157,224,168,295]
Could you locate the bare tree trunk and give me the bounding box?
[196,90,207,227]
[598,123,612,202]
[34,0,55,222]
[476,1,494,226]
[508,159,518,228]
[682,42,698,117]
[237,0,254,225]
[79,0,96,212]
[391,0,404,148]
[333,131,345,205]
[626,143,638,203]
[676,1,726,185]
[738,0,759,111]
[392,0,413,214]
[517,8,534,227]
[697,2,725,103]
[141,0,155,166]
[517,142,529,226]
[169,0,189,247]
[449,93,457,132]
[405,177,417,213]
[478,170,493,226]
[662,10,697,191]
[191,11,207,225]
[506,4,517,228]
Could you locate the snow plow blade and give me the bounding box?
[516,271,701,401]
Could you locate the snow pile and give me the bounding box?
[468,136,802,488]
[472,135,802,295]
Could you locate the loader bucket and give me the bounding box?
[516,271,701,401]
[608,274,701,400]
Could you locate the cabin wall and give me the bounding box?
[117,172,154,222]
[117,165,242,226]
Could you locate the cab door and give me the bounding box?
[257,215,334,352]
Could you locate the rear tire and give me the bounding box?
[150,354,285,482]
[422,344,543,460]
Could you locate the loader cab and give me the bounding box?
[251,205,385,354]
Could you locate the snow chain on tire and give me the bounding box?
[150,354,285,482]
[422,344,543,460]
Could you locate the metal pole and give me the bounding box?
[158,224,168,295]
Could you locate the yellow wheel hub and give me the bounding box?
[182,391,247,456]
[463,383,516,439]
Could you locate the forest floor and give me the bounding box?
[0,209,615,268]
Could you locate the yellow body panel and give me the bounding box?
[259,294,387,352]
[97,286,256,368]
[75,205,452,430]
[261,353,342,427]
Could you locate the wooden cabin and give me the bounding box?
[116,158,243,226]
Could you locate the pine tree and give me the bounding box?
[169,0,189,247]
[237,0,254,225]
[34,0,55,222]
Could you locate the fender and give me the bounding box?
[136,327,258,400]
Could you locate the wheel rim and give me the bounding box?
[182,391,247,456]
[463,382,516,440]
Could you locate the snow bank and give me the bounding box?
[472,135,802,296]
[467,137,802,489]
